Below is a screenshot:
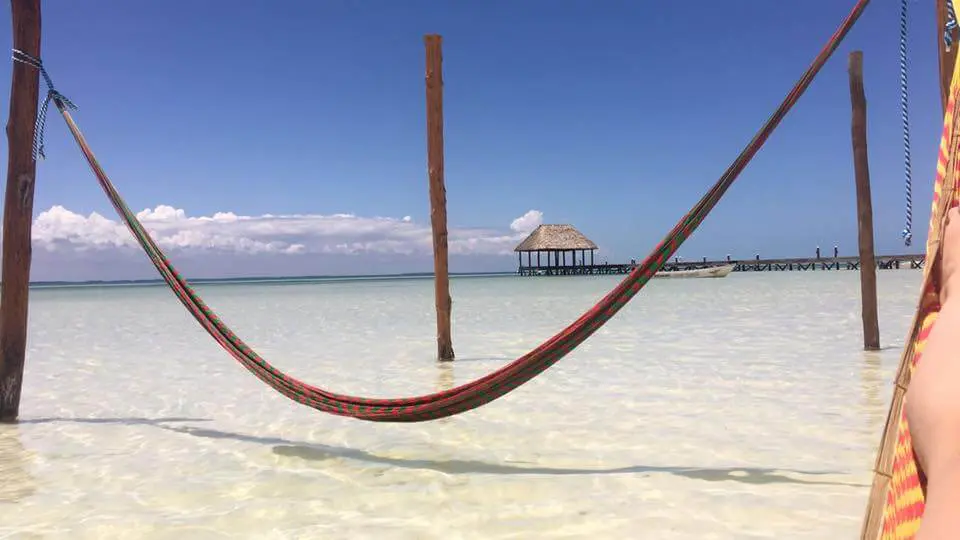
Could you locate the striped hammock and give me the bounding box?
[862,33,960,540]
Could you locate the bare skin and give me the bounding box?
[907,206,960,540]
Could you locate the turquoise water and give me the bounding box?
[1,270,921,538]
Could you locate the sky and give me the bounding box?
[0,0,951,281]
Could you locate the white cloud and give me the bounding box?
[509,210,543,233]
[32,205,544,259]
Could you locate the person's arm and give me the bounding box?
[912,299,960,539]
[906,207,960,539]
[918,455,960,538]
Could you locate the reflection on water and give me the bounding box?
[860,351,888,430]
[435,361,455,393]
[0,425,36,503]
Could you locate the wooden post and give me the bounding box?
[424,34,454,362]
[937,0,959,114]
[1,0,42,423]
[849,51,880,351]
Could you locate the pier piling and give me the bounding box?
[1,0,42,422]
[424,35,455,362]
[848,51,880,351]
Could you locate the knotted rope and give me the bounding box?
[11,48,76,160]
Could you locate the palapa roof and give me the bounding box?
[514,224,598,252]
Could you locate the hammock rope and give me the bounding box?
[18,0,871,423]
[945,0,958,49]
[899,0,913,246]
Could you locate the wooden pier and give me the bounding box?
[725,253,924,272]
[516,253,926,276]
[512,224,926,276]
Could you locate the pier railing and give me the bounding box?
[517,253,925,276]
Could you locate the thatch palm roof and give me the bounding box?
[514,224,598,252]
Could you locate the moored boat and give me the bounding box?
[654,263,734,279]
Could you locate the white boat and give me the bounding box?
[654,263,735,279]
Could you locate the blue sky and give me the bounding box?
[0,0,949,281]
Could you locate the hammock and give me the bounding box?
[19,0,869,424]
[31,1,871,422]
[859,28,960,540]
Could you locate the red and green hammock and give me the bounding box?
[24,0,868,423]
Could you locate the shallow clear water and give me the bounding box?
[0,270,921,539]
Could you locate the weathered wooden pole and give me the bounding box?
[1,0,42,422]
[848,51,880,351]
[424,34,454,362]
[937,0,959,114]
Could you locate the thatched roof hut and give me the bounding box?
[513,224,598,252]
[513,224,599,272]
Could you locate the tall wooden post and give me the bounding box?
[848,51,880,351]
[1,0,42,422]
[424,34,454,362]
[937,0,959,114]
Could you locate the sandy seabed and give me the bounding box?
[0,270,919,539]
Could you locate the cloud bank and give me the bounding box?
[29,205,545,282]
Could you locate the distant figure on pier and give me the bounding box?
[816,246,821,259]
[834,245,839,258]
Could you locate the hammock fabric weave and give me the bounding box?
[865,39,960,540]
[38,0,869,423]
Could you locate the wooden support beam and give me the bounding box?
[424,34,454,362]
[848,51,880,351]
[1,0,42,422]
[937,0,959,114]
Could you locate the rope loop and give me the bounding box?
[947,0,958,48]
[901,0,914,247]
[11,49,76,160]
